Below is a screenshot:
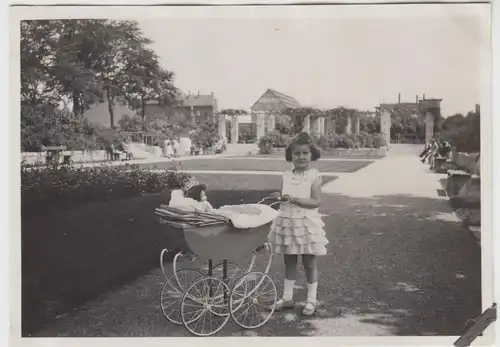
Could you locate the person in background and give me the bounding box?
[164,139,174,158]
[173,138,181,157]
[422,138,437,164]
[179,136,192,156]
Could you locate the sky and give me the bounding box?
[137,6,489,117]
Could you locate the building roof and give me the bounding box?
[251,88,301,112]
[179,94,216,107]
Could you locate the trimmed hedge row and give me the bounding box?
[21,164,191,215]
[257,131,387,154]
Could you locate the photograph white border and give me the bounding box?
[7,1,495,347]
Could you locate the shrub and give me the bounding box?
[258,131,291,154]
[370,133,386,148]
[332,133,356,149]
[312,135,330,150]
[21,164,192,214]
[189,120,219,149]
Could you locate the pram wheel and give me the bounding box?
[211,261,245,289]
[181,276,231,336]
[230,272,277,329]
[161,269,204,324]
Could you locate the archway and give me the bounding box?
[377,97,442,146]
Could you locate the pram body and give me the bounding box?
[155,197,281,337]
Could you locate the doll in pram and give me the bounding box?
[155,177,283,336]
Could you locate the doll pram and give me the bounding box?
[155,197,281,336]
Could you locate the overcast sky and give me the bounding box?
[137,5,489,117]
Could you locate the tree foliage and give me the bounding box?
[438,110,480,153]
[20,19,178,129]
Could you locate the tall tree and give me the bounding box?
[20,21,61,107]
[121,48,177,124]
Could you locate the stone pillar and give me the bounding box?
[345,115,352,135]
[324,117,336,136]
[380,110,391,146]
[231,115,239,144]
[268,113,276,132]
[319,117,325,136]
[218,113,226,140]
[323,117,330,135]
[353,115,360,135]
[310,116,318,136]
[425,111,434,144]
[256,112,266,139]
[303,114,311,133]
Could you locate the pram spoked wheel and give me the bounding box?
[161,268,204,324]
[211,261,245,289]
[181,276,231,336]
[230,271,277,329]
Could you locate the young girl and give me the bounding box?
[267,132,329,316]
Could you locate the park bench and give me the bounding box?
[42,145,71,166]
[432,155,448,173]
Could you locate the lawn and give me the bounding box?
[136,158,373,173]
[22,173,337,336]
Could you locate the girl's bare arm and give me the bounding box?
[288,177,322,209]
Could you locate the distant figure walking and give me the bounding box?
[173,138,181,157]
[163,139,174,158]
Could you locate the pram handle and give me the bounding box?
[257,193,286,205]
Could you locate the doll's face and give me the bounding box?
[200,190,207,202]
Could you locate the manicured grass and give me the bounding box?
[137,158,373,173]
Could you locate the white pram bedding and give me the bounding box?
[169,190,278,229]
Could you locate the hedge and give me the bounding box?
[21,164,191,215]
[258,131,386,154]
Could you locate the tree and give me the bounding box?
[21,19,178,127]
[21,21,61,107]
[189,120,219,149]
[121,48,178,124]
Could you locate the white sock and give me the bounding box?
[283,279,295,300]
[306,282,318,304]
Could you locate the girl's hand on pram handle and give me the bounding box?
[281,194,292,202]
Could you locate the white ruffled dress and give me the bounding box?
[267,168,329,255]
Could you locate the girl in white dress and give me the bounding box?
[267,132,329,316]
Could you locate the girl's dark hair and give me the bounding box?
[285,132,321,162]
[185,184,207,202]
